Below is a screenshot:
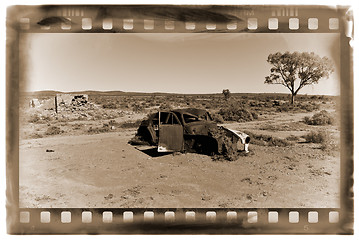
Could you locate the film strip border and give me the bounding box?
[18,16,342,32]
[10,5,348,33]
[6,4,354,234]
[16,208,344,234]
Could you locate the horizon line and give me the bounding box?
[22,90,340,96]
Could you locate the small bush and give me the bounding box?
[302,130,335,151]
[28,114,41,123]
[102,102,117,109]
[319,141,330,151]
[92,113,104,120]
[108,119,121,127]
[132,104,144,112]
[72,124,82,130]
[302,130,329,144]
[303,116,311,123]
[30,133,43,139]
[42,115,53,122]
[218,106,258,122]
[211,113,224,123]
[310,95,318,100]
[259,124,293,132]
[45,126,63,135]
[275,102,319,112]
[275,103,292,112]
[245,131,292,147]
[303,110,334,125]
[286,135,300,141]
[298,102,320,112]
[88,124,111,134]
[159,103,172,111]
[120,119,143,128]
[251,111,259,119]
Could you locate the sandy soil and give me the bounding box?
[19,112,340,208]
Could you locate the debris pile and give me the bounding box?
[25,94,103,122]
[53,94,99,120]
[56,94,94,111]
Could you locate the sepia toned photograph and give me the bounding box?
[18,31,341,209]
[4,2,355,234]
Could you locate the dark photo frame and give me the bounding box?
[6,5,353,234]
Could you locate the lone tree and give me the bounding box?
[265,51,334,104]
[222,89,231,101]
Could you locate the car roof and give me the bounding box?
[171,108,208,116]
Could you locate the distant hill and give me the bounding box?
[23,90,124,97]
[22,90,62,97]
[22,90,337,99]
[23,90,184,97]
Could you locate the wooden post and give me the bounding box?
[54,96,58,114]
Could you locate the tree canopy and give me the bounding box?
[222,89,231,101]
[265,51,334,104]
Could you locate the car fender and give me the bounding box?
[221,127,250,152]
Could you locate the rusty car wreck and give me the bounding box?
[129,108,250,158]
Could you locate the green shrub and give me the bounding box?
[303,110,334,125]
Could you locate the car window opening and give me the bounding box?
[183,114,199,123]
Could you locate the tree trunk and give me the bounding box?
[291,94,296,105]
[55,96,58,113]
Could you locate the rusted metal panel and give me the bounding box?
[158,125,184,152]
[222,127,250,153]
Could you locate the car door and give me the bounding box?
[158,112,184,152]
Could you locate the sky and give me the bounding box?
[22,32,340,95]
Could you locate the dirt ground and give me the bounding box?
[19,109,340,208]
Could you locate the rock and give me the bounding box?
[104,193,114,200]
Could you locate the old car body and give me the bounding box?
[131,108,250,155]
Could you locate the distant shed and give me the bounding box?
[29,98,41,108]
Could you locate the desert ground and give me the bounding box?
[19,93,340,208]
